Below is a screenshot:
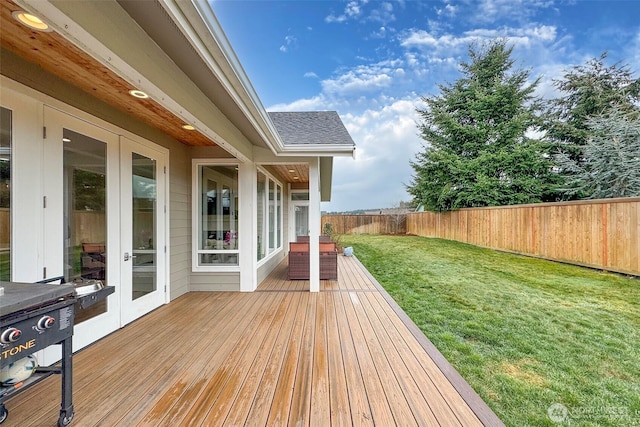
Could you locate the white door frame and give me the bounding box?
[289,200,309,245]
[120,136,168,326]
[43,106,121,353]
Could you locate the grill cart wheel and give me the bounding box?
[0,404,7,424]
[59,410,74,426]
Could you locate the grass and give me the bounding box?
[0,251,9,281]
[340,234,640,427]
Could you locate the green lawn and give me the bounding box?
[340,234,640,427]
[0,251,9,281]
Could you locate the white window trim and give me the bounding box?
[256,166,284,267]
[192,159,240,272]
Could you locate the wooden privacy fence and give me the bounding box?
[406,197,640,277]
[322,214,407,235]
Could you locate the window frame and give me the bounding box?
[256,166,283,265]
[192,159,240,272]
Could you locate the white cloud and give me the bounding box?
[436,3,457,17]
[279,35,297,53]
[368,2,395,25]
[325,0,366,23]
[325,0,395,25]
[371,26,388,39]
[401,24,557,51]
[304,71,318,79]
[464,25,557,45]
[321,60,404,95]
[268,95,331,112]
[268,95,424,212]
[326,98,424,211]
[474,0,555,23]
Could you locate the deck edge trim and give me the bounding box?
[351,255,506,427]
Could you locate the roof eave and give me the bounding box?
[162,0,285,154]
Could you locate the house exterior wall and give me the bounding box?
[2,63,317,297]
[2,55,193,300]
[190,272,240,291]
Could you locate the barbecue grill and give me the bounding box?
[0,279,113,426]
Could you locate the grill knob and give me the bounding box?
[36,316,56,331]
[1,327,22,344]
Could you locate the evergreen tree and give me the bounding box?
[407,40,558,211]
[544,53,640,197]
[557,108,640,199]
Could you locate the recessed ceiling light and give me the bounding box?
[293,176,299,180]
[182,124,195,131]
[288,169,295,173]
[12,11,52,32]
[129,89,149,99]
[62,137,71,143]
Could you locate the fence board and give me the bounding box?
[325,197,639,277]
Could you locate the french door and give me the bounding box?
[43,107,167,352]
[120,138,166,325]
[43,107,121,353]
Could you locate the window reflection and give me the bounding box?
[0,107,12,281]
[199,165,238,266]
[63,128,107,323]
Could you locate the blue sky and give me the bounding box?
[211,0,640,212]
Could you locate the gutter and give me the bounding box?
[278,144,356,158]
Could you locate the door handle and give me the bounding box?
[123,252,137,261]
[124,252,130,261]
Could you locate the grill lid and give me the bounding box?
[0,281,76,317]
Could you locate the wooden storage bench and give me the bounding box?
[288,241,338,280]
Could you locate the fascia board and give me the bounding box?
[278,145,356,158]
[164,0,285,154]
[19,0,253,162]
[320,157,333,202]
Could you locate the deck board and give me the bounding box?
[4,256,500,427]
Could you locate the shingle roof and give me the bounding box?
[268,111,356,146]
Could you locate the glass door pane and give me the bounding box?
[63,128,107,324]
[0,107,11,281]
[295,204,309,239]
[268,180,275,251]
[120,138,165,326]
[131,153,157,300]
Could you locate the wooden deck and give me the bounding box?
[5,256,502,426]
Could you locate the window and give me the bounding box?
[257,171,266,261]
[194,163,238,268]
[257,168,282,262]
[0,107,11,281]
[291,191,309,201]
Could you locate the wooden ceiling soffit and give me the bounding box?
[0,1,216,147]
[267,164,310,184]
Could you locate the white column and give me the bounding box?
[239,162,256,291]
[308,158,321,292]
